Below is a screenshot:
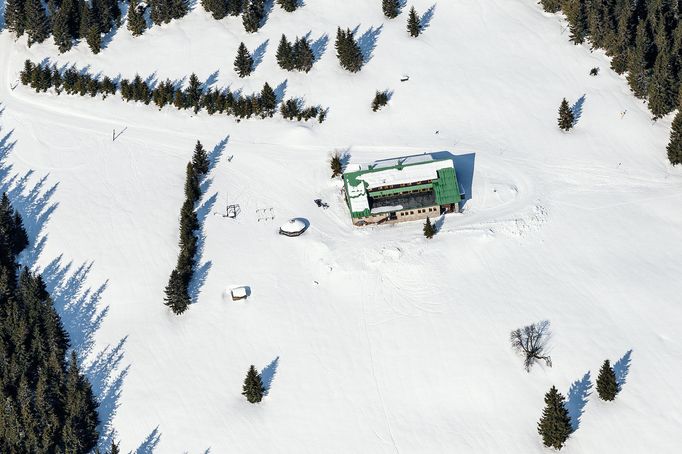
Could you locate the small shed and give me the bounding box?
[231,287,249,301]
[279,218,309,237]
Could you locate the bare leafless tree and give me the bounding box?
[510,320,552,372]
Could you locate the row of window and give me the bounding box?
[399,207,438,217]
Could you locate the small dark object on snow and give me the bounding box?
[314,199,329,209]
[400,75,410,82]
[590,67,599,76]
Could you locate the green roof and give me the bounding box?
[343,157,462,218]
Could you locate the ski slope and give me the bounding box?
[1,0,682,452]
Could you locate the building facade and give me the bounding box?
[342,155,462,226]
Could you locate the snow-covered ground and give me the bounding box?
[1,0,682,452]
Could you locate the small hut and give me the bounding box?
[231,286,249,301]
[279,218,309,237]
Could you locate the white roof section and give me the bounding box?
[347,182,370,213]
[280,218,307,234]
[231,287,248,298]
[358,159,454,190]
[372,154,434,169]
[371,205,403,214]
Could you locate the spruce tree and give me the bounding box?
[234,42,254,78]
[164,268,190,314]
[596,359,619,401]
[539,0,561,13]
[537,386,572,450]
[372,90,389,111]
[330,152,343,178]
[667,110,682,165]
[24,0,50,46]
[192,141,210,175]
[564,0,588,45]
[423,217,436,239]
[335,27,363,72]
[79,0,92,40]
[127,0,147,36]
[276,34,294,70]
[382,0,400,19]
[86,24,102,54]
[242,0,264,33]
[4,0,26,37]
[242,365,265,403]
[184,162,201,203]
[52,7,74,53]
[407,7,421,37]
[276,0,297,12]
[62,351,100,453]
[648,52,676,119]
[110,440,121,454]
[627,21,655,99]
[558,98,575,131]
[185,73,203,113]
[260,82,277,117]
[294,37,314,72]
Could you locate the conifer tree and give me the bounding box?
[627,20,656,99]
[62,351,100,452]
[382,0,400,19]
[276,34,294,70]
[79,0,92,39]
[564,0,588,45]
[184,162,201,203]
[164,268,191,314]
[335,27,364,72]
[295,37,315,72]
[110,440,121,454]
[372,90,389,111]
[52,7,74,53]
[185,73,203,113]
[648,52,676,118]
[127,0,147,36]
[4,0,26,37]
[201,0,228,19]
[242,0,264,33]
[667,110,682,165]
[242,365,265,403]
[537,386,572,450]
[24,0,50,46]
[227,0,243,16]
[330,152,343,177]
[86,24,102,54]
[407,7,421,37]
[423,217,436,239]
[192,141,210,175]
[260,82,277,117]
[234,42,254,78]
[539,0,561,13]
[276,0,297,12]
[558,98,575,131]
[596,359,619,401]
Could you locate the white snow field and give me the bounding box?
[2,0,682,452]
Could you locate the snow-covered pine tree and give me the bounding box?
[4,0,26,37]
[537,386,572,450]
[242,0,265,33]
[407,6,421,37]
[276,0,297,12]
[164,268,191,314]
[86,23,101,54]
[260,82,277,117]
[423,217,436,239]
[668,110,682,165]
[558,98,575,131]
[127,0,147,36]
[52,6,74,53]
[242,365,265,403]
[234,42,254,78]
[294,37,314,72]
[192,141,210,175]
[596,359,619,401]
[276,35,294,70]
[382,0,400,19]
[335,27,363,72]
[24,0,50,46]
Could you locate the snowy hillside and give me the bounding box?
[1,0,682,452]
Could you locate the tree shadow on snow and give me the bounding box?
[135,427,162,454]
[614,349,633,390]
[204,70,220,92]
[566,371,591,432]
[572,94,586,125]
[252,40,269,71]
[421,4,437,31]
[261,356,279,395]
[311,33,329,62]
[0,109,130,450]
[358,25,383,64]
[274,79,288,105]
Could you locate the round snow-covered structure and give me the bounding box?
[279,218,309,237]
